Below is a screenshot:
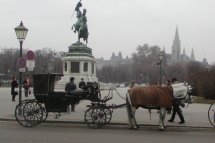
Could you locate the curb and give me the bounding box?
[0,118,214,130]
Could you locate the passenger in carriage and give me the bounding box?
[79,78,86,90]
[65,77,77,92]
[65,77,77,112]
[168,78,185,124]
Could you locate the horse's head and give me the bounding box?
[186,84,193,104]
[171,82,193,104]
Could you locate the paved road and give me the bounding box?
[0,121,214,143]
[0,87,214,128]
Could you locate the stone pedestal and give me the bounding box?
[56,42,98,89]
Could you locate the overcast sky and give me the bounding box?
[0,0,214,63]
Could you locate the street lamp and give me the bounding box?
[6,69,10,83]
[14,21,28,105]
[158,53,164,85]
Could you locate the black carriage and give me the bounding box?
[15,73,115,128]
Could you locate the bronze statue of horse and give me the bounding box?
[72,7,89,44]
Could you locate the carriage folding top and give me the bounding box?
[33,73,61,96]
[33,73,88,112]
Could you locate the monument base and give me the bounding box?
[55,42,98,90]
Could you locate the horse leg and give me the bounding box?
[72,24,76,33]
[126,94,137,129]
[161,107,167,128]
[131,107,138,129]
[86,37,88,45]
[159,107,167,131]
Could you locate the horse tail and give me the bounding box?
[126,92,133,118]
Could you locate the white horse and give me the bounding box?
[126,82,192,130]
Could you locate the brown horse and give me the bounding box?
[126,83,192,130]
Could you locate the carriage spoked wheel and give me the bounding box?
[15,100,37,128]
[208,103,215,127]
[22,100,43,127]
[39,103,48,123]
[84,106,107,128]
[103,108,112,125]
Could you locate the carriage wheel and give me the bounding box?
[39,103,48,123]
[15,100,36,128]
[104,109,112,125]
[208,103,215,127]
[84,106,107,128]
[22,100,43,127]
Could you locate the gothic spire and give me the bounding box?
[111,52,116,60]
[118,51,122,59]
[171,26,181,62]
[191,48,195,61]
[174,26,180,42]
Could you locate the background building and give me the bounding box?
[96,52,131,69]
[165,27,199,65]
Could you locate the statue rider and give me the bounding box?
[72,0,88,44]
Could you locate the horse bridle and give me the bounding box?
[183,85,193,108]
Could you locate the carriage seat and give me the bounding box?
[48,91,66,96]
[68,89,87,96]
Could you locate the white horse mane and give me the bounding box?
[171,82,188,99]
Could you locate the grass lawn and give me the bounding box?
[193,96,215,104]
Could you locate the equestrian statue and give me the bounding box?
[72,0,89,44]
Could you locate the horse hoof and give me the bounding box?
[159,126,165,131]
[133,126,138,130]
[129,126,138,130]
[129,127,134,130]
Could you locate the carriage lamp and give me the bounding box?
[14,21,28,105]
[158,53,164,85]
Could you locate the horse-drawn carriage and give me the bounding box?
[15,73,120,128]
[15,73,193,130]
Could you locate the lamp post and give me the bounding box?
[158,53,164,85]
[14,21,28,105]
[6,69,10,83]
